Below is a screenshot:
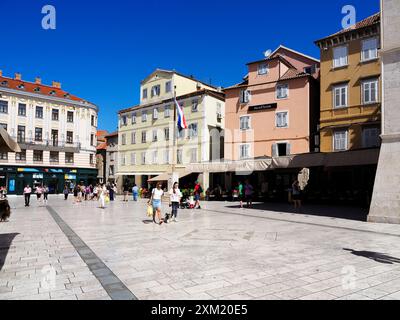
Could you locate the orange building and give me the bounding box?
[224,46,320,160]
[315,13,381,152]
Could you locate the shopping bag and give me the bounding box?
[105,196,110,203]
[147,205,153,217]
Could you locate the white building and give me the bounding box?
[0,71,99,194]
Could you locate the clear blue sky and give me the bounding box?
[0,0,379,133]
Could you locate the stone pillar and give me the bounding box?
[368,0,400,223]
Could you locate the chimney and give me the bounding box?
[15,73,22,80]
[35,77,42,84]
[52,81,61,89]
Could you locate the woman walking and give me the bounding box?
[169,182,182,222]
[99,184,108,209]
[292,180,302,210]
[148,182,164,224]
[63,185,69,200]
[43,185,49,205]
[244,180,254,208]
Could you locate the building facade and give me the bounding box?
[369,0,400,223]
[117,69,225,189]
[224,46,320,161]
[315,13,381,153]
[0,71,98,194]
[96,130,108,183]
[105,131,120,188]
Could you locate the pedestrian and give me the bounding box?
[123,183,129,202]
[99,184,107,209]
[23,184,32,207]
[169,182,182,222]
[36,185,43,205]
[113,184,118,201]
[73,184,79,203]
[238,181,244,208]
[148,182,164,224]
[193,181,203,209]
[132,184,139,202]
[292,180,302,210]
[244,180,254,208]
[43,185,49,205]
[63,185,69,200]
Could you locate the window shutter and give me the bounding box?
[272,144,278,157]
[286,143,291,156]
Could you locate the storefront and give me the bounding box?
[0,166,98,195]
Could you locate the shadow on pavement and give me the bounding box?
[223,202,368,221]
[0,233,19,271]
[343,248,400,264]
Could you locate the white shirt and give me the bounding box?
[169,188,182,203]
[152,188,164,200]
[24,187,32,194]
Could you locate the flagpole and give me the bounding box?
[172,86,177,174]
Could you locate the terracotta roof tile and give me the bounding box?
[279,68,309,81]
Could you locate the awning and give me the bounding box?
[148,171,192,182]
[0,128,21,153]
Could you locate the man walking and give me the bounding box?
[194,181,203,209]
[23,185,32,207]
[132,184,139,202]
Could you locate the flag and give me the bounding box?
[175,98,187,131]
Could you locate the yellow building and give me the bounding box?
[315,13,381,152]
[117,69,225,188]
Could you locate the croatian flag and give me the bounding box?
[175,98,188,131]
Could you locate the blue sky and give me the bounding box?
[0,0,379,132]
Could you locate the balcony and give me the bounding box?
[13,137,81,152]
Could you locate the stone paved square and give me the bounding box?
[1,196,400,300]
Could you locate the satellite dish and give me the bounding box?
[264,49,272,58]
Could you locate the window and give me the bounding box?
[0,152,8,160]
[90,154,94,165]
[333,130,348,151]
[239,144,250,160]
[120,154,126,166]
[51,130,58,146]
[110,152,115,161]
[67,111,74,123]
[18,104,26,116]
[131,132,136,144]
[121,115,127,126]
[121,134,126,145]
[240,89,251,104]
[190,148,197,163]
[0,100,8,113]
[152,151,158,164]
[109,165,115,176]
[141,152,146,165]
[178,128,185,139]
[52,109,59,121]
[16,150,26,161]
[164,105,171,118]
[258,62,269,75]
[66,131,73,144]
[35,128,43,142]
[164,150,170,164]
[152,130,158,142]
[131,113,136,124]
[217,103,222,122]
[141,131,147,143]
[188,123,198,138]
[0,123,7,131]
[362,38,378,61]
[276,84,289,99]
[65,152,74,164]
[36,106,43,119]
[151,85,161,97]
[363,127,381,148]
[50,151,59,163]
[17,126,25,143]
[240,116,251,131]
[192,99,199,112]
[362,79,379,104]
[304,65,317,74]
[164,128,170,141]
[276,112,288,128]
[142,111,147,122]
[91,134,95,146]
[333,84,348,108]
[142,88,148,100]
[333,46,348,68]
[272,143,291,157]
[177,149,183,164]
[33,150,43,162]
[153,108,158,120]
[165,81,172,93]
[130,153,136,165]
[91,115,95,126]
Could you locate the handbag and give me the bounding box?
[105,195,110,203]
[146,205,154,217]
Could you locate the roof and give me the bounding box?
[270,45,320,62]
[141,68,218,90]
[105,131,118,138]
[315,13,380,43]
[118,89,225,114]
[246,55,295,68]
[0,74,90,104]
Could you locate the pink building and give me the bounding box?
[224,46,320,160]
